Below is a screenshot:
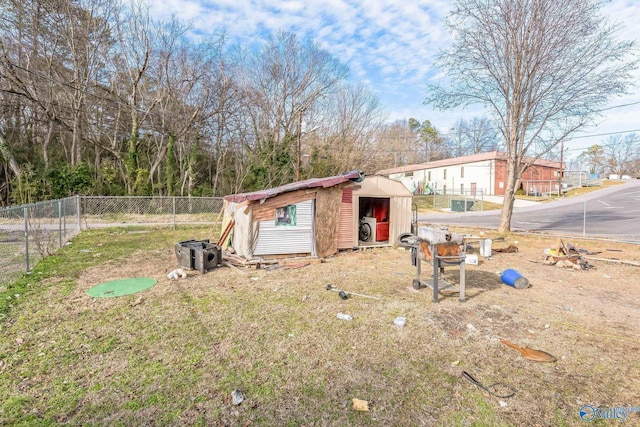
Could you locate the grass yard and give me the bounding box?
[1,224,639,426]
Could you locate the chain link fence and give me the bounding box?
[80,196,224,228]
[427,188,486,212]
[0,197,81,283]
[0,196,224,281]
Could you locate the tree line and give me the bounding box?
[0,0,501,207]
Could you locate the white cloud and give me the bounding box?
[146,0,640,159]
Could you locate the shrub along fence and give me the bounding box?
[0,196,224,280]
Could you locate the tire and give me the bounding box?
[397,232,416,247]
[359,222,372,241]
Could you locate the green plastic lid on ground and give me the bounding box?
[87,277,157,298]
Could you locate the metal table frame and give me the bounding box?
[414,242,466,303]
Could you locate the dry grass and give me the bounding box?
[1,226,639,426]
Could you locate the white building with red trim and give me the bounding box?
[377,151,563,196]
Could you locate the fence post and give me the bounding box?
[173,197,177,230]
[63,198,67,238]
[24,206,30,272]
[58,200,63,249]
[583,200,586,237]
[76,195,81,231]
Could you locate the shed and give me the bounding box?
[222,172,412,261]
[338,175,413,250]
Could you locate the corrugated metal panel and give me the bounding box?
[224,170,363,202]
[341,188,352,203]
[254,200,314,256]
[337,188,354,249]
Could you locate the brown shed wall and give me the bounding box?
[314,186,345,257]
[250,189,317,222]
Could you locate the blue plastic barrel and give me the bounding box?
[501,269,529,289]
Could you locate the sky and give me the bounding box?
[148,0,640,161]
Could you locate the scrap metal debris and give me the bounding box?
[231,389,244,405]
[326,284,380,300]
[500,338,557,363]
[462,371,516,398]
[543,240,594,270]
[493,244,519,253]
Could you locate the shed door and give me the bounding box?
[337,188,354,249]
[254,200,314,256]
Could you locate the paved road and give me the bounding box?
[421,180,640,242]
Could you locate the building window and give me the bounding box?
[428,171,431,181]
[461,184,464,194]
[461,167,464,178]
[276,205,297,226]
[405,171,413,177]
[444,169,447,180]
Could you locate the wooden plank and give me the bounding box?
[584,256,640,267]
[223,261,248,275]
[314,186,343,257]
[217,218,235,246]
[251,189,317,222]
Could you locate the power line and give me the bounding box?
[595,100,640,112]
[428,99,640,140]
[565,128,640,140]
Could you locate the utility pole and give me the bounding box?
[558,139,564,196]
[296,110,302,181]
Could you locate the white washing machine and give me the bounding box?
[359,217,377,242]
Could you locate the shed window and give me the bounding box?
[461,167,464,178]
[275,205,297,226]
[444,169,447,180]
[428,171,431,181]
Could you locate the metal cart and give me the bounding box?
[399,226,466,303]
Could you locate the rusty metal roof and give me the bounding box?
[223,170,364,203]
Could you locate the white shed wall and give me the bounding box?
[254,200,315,256]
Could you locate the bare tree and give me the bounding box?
[144,18,228,197]
[447,117,499,157]
[316,83,386,175]
[0,130,21,180]
[0,0,73,172]
[237,31,349,188]
[53,0,117,166]
[0,1,384,201]
[108,0,160,194]
[603,134,639,176]
[374,120,422,169]
[576,144,605,175]
[427,0,637,232]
